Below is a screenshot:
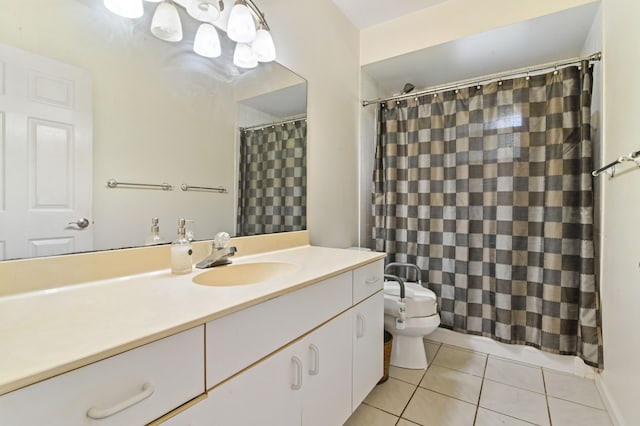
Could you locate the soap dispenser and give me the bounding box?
[144,217,166,246]
[171,218,193,274]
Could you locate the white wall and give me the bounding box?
[597,1,640,424]
[360,0,599,66]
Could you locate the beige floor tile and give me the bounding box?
[543,369,605,409]
[432,345,487,376]
[480,379,550,426]
[484,356,545,394]
[424,340,441,363]
[343,404,399,426]
[364,377,416,416]
[389,365,427,386]
[474,408,536,425]
[420,365,483,404]
[403,387,477,426]
[547,397,612,426]
[397,419,422,426]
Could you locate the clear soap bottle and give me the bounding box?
[171,219,193,274]
[145,217,166,246]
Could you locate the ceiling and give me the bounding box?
[332,0,447,29]
[360,2,601,98]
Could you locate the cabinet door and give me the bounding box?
[206,272,351,388]
[301,312,352,426]
[352,291,384,411]
[203,343,302,426]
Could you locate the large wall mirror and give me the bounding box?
[0,0,307,261]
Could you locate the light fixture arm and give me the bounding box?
[244,0,269,31]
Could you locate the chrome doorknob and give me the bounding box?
[68,218,90,229]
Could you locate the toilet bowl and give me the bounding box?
[383,279,440,369]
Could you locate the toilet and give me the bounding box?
[383,275,440,369]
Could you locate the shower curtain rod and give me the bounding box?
[361,52,602,107]
[240,114,307,132]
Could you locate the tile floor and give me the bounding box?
[344,340,612,426]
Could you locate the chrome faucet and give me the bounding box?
[195,232,237,269]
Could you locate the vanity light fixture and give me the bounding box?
[150,1,183,42]
[226,0,256,43]
[251,25,276,62]
[194,23,222,58]
[186,0,224,22]
[233,42,258,68]
[104,0,276,67]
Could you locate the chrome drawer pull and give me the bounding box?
[291,356,303,390]
[86,382,155,419]
[365,276,380,285]
[356,314,366,338]
[309,344,320,376]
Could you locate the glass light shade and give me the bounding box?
[104,0,144,18]
[233,43,258,68]
[150,1,183,42]
[251,29,276,62]
[193,24,221,58]
[186,0,221,22]
[227,3,256,43]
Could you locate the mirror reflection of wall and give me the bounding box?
[0,0,307,261]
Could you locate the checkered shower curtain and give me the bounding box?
[372,64,603,368]
[237,119,307,236]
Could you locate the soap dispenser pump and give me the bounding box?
[145,217,166,246]
[171,218,193,274]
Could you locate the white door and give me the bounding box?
[352,292,384,411]
[0,43,92,260]
[301,312,353,426]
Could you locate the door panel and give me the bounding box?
[302,312,352,426]
[352,292,384,411]
[206,343,301,426]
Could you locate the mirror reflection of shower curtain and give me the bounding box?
[237,119,307,236]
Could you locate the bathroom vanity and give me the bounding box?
[0,238,385,425]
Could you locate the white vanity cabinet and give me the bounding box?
[0,255,384,426]
[164,259,384,426]
[0,326,204,426]
[352,259,385,410]
[352,291,384,410]
[202,311,353,426]
[204,272,353,389]
[163,310,353,426]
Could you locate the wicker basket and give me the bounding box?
[378,331,393,384]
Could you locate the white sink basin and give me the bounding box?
[192,262,300,287]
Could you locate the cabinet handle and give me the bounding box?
[365,276,380,285]
[356,313,366,338]
[86,382,155,419]
[291,356,303,390]
[309,344,320,376]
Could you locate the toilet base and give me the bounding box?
[389,334,429,369]
[384,315,440,369]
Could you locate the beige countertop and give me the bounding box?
[0,245,385,396]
